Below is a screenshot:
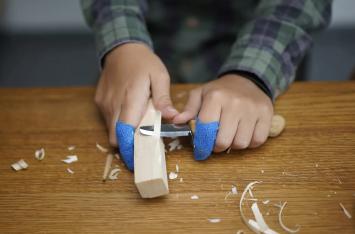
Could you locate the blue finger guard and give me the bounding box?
[116,121,135,171]
[193,119,219,160]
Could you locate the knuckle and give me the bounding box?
[258,102,273,114]
[205,89,224,101]
[155,94,172,108]
[154,70,169,81]
[230,97,242,107]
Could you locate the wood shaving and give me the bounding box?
[103,154,114,181]
[248,188,254,198]
[251,202,271,232]
[239,181,279,234]
[263,200,270,205]
[66,168,74,174]
[114,153,120,161]
[248,219,278,234]
[62,155,78,164]
[108,168,120,180]
[274,201,283,209]
[240,181,262,233]
[169,171,178,180]
[179,178,183,182]
[278,202,300,233]
[225,185,238,200]
[226,147,231,154]
[18,159,28,169]
[191,195,199,200]
[168,139,181,151]
[11,159,29,171]
[175,164,179,172]
[264,229,278,234]
[67,145,75,151]
[248,219,263,233]
[96,142,108,153]
[336,177,342,184]
[35,148,45,160]
[232,185,238,194]
[246,198,259,202]
[339,203,352,219]
[261,170,264,174]
[225,192,233,200]
[236,230,244,234]
[208,218,221,223]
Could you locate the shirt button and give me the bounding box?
[185,16,200,28]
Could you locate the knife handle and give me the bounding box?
[188,120,196,135]
[188,114,285,138]
[269,114,286,137]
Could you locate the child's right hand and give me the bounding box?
[95,43,178,170]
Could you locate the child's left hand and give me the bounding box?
[172,74,274,160]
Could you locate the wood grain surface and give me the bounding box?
[0,82,354,233]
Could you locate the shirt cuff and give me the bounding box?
[218,70,273,101]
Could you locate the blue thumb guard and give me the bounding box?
[116,121,135,171]
[193,118,219,160]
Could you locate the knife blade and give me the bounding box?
[140,124,192,137]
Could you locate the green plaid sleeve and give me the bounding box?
[80,0,153,65]
[219,0,332,100]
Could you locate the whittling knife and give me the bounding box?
[140,121,195,138]
[139,115,286,138]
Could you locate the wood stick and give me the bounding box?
[134,99,169,198]
[102,153,113,182]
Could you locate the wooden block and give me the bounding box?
[134,100,169,198]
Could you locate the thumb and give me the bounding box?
[150,73,178,119]
[172,88,202,124]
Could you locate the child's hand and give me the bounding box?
[95,43,178,170]
[173,74,273,160]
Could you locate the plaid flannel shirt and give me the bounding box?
[81,0,332,100]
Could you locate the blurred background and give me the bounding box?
[0,0,354,87]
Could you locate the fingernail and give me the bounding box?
[116,121,135,171]
[193,119,219,160]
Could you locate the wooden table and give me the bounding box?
[0,82,354,233]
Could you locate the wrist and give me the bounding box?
[219,71,272,100]
[104,42,152,67]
